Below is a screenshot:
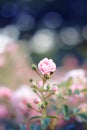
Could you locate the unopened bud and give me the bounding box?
[34,98,41,104]
[27,103,32,108]
[32,64,37,70]
[47,84,50,90]
[41,103,45,109]
[32,82,37,87]
[44,74,50,79]
[29,78,33,82]
[52,86,58,93]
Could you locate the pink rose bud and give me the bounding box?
[38,58,56,75]
[34,98,41,104]
[38,81,43,88]
[52,86,58,93]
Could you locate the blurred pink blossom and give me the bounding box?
[6,43,18,54]
[57,113,66,126]
[11,85,36,113]
[71,83,84,92]
[65,69,86,83]
[0,86,12,99]
[68,83,85,105]
[62,55,79,70]
[0,105,8,118]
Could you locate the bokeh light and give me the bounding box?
[60,27,82,46]
[0,34,13,53]
[30,29,56,54]
[16,12,35,31]
[1,25,20,40]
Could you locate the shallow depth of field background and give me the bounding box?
[0,0,87,124]
[0,0,87,87]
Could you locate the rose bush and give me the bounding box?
[0,58,87,130]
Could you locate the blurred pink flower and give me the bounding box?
[70,83,84,92]
[65,69,86,84]
[38,58,56,74]
[68,96,81,106]
[6,43,18,54]
[62,55,79,70]
[0,105,8,118]
[57,113,66,126]
[68,83,85,105]
[11,85,37,113]
[0,86,12,99]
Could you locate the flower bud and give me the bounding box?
[27,103,32,108]
[47,84,50,90]
[52,86,58,93]
[32,81,37,87]
[29,78,33,82]
[44,74,50,79]
[34,98,41,104]
[32,64,37,70]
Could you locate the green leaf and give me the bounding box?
[73,108,80,114]
[62,105,69,116]
[65,78,72,87]
[74,89,80,95]
[64,116,70,121]
[78,113,87,121]
[46,116,58,119]
[81,89,87,92]
[67,89,72,95]
[33,89,37,93]
[28,116,42,121]
[62,105,70,121]
[47,84,50,90]
[41,118,50,130]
